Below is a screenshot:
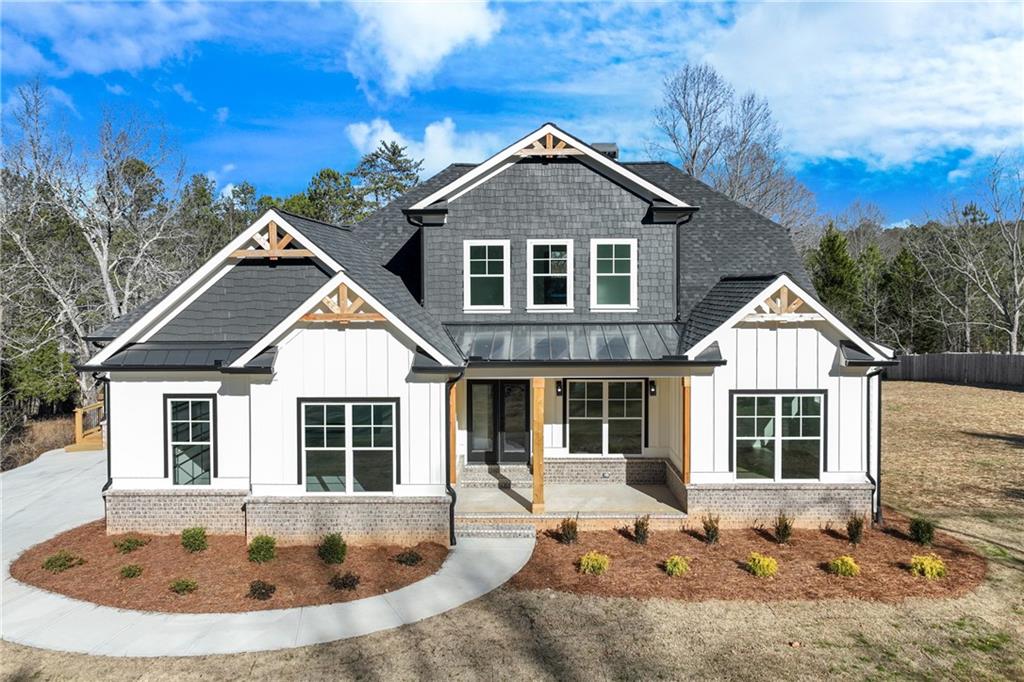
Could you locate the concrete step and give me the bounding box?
[455,523,536,539]
[458,464,533,489]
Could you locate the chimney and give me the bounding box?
[591,143,618,160]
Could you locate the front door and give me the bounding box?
[468,380,530,464]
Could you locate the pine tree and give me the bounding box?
[882,246,940,353]
[806,222,862,325]
[352,141,423,211]
[857,242,886,338]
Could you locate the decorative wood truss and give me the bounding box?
[744,285,823,323]
[515,132,583,158]
[301,282,385,324]
[230,221,314,260]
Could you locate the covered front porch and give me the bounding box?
[456,481,685,516]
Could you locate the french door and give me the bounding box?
[467,380,530,464]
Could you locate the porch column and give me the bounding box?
[682,376,691,485]
[531,377,545,514]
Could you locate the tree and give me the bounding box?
[881,247,939,353]
[352,141,423,211]
[805,223,861,324]
[306,168,364,224]
[857,242,886,339]
[653,62,816,232]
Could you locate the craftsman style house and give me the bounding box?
[82,124,895,544]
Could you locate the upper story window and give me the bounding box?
[590,239,637,310]
[464,240,510,312]
[527,240,573,311]
[732,393,823,481]
[166,395,215,485]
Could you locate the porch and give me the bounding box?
[456,481,685,516]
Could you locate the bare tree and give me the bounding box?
[652,62,816,232]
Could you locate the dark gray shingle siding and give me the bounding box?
[87,297,163,340]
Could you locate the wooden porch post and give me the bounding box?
[531,377,545,514]
[683,376,691,485]
[449,381,458,485]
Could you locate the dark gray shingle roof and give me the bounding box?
[87,297,163,341]
[679,274,779,351]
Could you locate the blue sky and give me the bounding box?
[2,1,1022,226]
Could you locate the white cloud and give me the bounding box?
[105,83,127,96]
[218,182,237,199]
[346,1,503,94]
[886,219,912,229]
[346,117,501,175]
[46,86,79,117]
[0,29,53,74]
[215,106,230,123]
[172,83,196,104]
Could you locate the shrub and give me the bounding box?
[557,515,579,545]
[180,527,207,553]
[248,535,276,563]
[248,580,276,600]
[329,571,361,591]
[170,578,198,594]
[113,536,149,554]
[396,549,423,566]
[846,515,865,545]
[827,555,860,577]
[664,555,690,577]
[909,518,935,546]
[746,552,778,578]
[578,551,610,576]
[910,553,947,580]
[42,550,85,574]
[632,514,651,545]
[701,514,720,545]
[317,533,347,565]
[773,512,793,544]
[119,564,143,579]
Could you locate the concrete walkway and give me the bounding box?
[1,449,534,657]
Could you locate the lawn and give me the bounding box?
[2,381,1022,680]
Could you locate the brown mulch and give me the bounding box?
[510,512,986,603]
[10,521,447,613]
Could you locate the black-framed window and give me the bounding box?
[732,392,824,481]
[300,399,398,493]
[165,395,215,485]
[568,380,644,455]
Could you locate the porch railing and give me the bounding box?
[67,399,105,452]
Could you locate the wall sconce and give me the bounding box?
[555,380,563,397]
[648,380,657,397]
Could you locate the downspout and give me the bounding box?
[92,372,112,492]
[445,368,466,546]
[864,368,885,525]
[673,212,695,322]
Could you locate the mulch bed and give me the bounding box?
[11,520,447,613]
[510,512,986,603]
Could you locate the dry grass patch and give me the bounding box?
[1,417,74,471]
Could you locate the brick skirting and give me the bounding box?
[103,489,248,535]
[685,482,874,528]
[544,456,667,485]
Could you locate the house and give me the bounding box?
[81,123,896,545]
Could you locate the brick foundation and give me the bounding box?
[103,489,247,535]
[544,456,667,485]
[685,483,874,528]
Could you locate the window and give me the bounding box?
[464,240,510,311]
[733,393,823,481]
[527,240,573,310]
[568,380,644,455]
[167,396,214,485]
[590,239,637,310]
[302,400,397,493]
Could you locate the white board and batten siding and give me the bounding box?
[690,321,875,485]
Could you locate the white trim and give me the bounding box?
[409,123,691,210]
[526,239,574,312]
[732,393,824,482]
[88,210,343,366]
[565,379,645,456]
[463,239,511,313]
[589,238,638,311]
[686,274,892,362]
[301,400,398,495]
[231,271,456,368]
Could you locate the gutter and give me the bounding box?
[864,367,886,524]
[92,372,112,492]
[444,368,466,546]
[673,210,696,323]
[460,358,726,370]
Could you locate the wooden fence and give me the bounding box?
[885,353,1024,388]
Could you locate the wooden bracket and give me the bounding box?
[516,133,582,158]
[231,221,314,260]
[301,282,385,324]
[764,286,805,314]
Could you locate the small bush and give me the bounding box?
[846,515,865,545]
[746,552,778,578]
[910,553,947,580]
[773,512,793,544]
[632,514,651,545]
[329,571,361,591]
[180,527,207,553]
[170,578,198,594]
[701,514,720,545]
[909,518,935,546]
[248,580,276,600]
[318,533,347,565]
[248,535,276,563]
[557,515,579,545]
[664,555,690,577]
[827,555,860,577]
[578,551,610,576]
[119,564,143,579]
[42,550,85,574]
[396,549,423,566]
[113,536,149,554]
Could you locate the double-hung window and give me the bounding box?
[733,393,823,481]
[527,240,573,310]
[568,380,644,455]
[302,400,397,493]
[590,239,637,310]
[464,240,510,311]
[166,396,215,485]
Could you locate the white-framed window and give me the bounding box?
[732,393,823,481]
[567,380,644,455]
[301,399,397,493]
[527,239,573,311]
[464,239,510,312]
[590,238,637,310]
[166,395,214,486]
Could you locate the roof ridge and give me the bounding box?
[274,207,352,231]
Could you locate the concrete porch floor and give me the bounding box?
[455,483,685,516]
